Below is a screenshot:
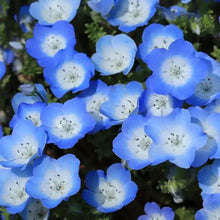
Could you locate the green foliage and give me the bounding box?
[0,0,9,19]
[175,207,195,220]
[0,207,11,220]
[211,46,220,62]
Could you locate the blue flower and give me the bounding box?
[138,202,175,220]
[139,89,183,117]
[92,34,137,76]
[20,198,49,220]
[113,114,152,170]
[144,108,207,168]
[0,125,3,138]
[29,0,81,25]
[82,163,138,213]
[145,39,209,100]
[138,23,184,60]
[195,194,220,219]
[205,98,220,114]
[0,61,6,80]
[41,98,95,149]
[11,83,47,113]
[43,49,95,98]
[78,80,111,133]
[189,107,220,167]
[87,0,116,16]
[197,159,220,199]
[107,0,158,32]
[0,166,32,214]
[100,81,143,125]
[181,0,191,3]
[25,154,81,209]
[0,120,47,169]
[26,21,76,67]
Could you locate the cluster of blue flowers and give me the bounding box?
[0,0,220,219]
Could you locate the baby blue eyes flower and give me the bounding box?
[20,198,49,220]
[92,34,137,76]
[145,39,209,100]
[107,0,159,33]
[138,202,175,220]
[100,81,143,125]
[195,194,220,219]
[26,21,76,67]
[82,163,138,213]
[138,23,184,60]
[0,120,47,169]
[29,0,81,25]
[144,108,207,168]
[43,49,95,98]
[41,98,95,149]
[113,114,152,170]
[0,61,6,80]
[26,154,81,209]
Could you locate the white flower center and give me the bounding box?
[86,94,109,122]
[161,56,192,86]
[150,214,166,220]
[0,49,4,62]
[150,36,175,52]
[42,34,66,57]
[56,62,85,90]
[41,0,72,24]
[96,180,125,208]
[52,114,81,139]
[128,128,152,159]
[148,93,173,116]
[25,112,41,126]
[26,200,48,220]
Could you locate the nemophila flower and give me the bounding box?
[0,61,6,80]
[137,202,175,220]
[0,120,47,169]
[195,194,220,219]
[43,49,95,98]
[41,98,95,149]
[29,0,81,25]
[92,34,137,76]
[139,89,183,117]
[0,166,32,214]
[26,154,80,209]
[11,83,47,113]
[197,159,220,198]
[205,98,220,114]
[78,80,111,133]
[82,163,138,213]
[182,0,191,3]
[145,39,209,100]
[189,107,220,167]
[100,81,143,125]
[107,0,158,33]
[138,23,184,60]
[26,21,76,67]
[186,52,220,106]
[20,198,49,220]
[144,108,207,168]
[113,114,152,170]
[10,102,46,128]
[87,0,116,16]
[0,125,3,138]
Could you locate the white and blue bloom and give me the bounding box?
[0,120,47,169]
[189,107,220,167]
[144,108,207,168]
[138,23,184,60]
[25,154,80,208]
[113,114,152,170]
[0,167,32,214]
[205,98,220,114]
[195,194,220,219]
[0,125,3,138]
[145,39,209,100]
[138,202,175,220]
[82,163,138,213]
[20,198,49,220]
[26,21,76,67]
[139,89,183,117]
[78,80,111,133]
[41,98,95,149]
[197,159,220,199]
[100,81,143,125]
[92,34,137,76]
[87,0,116,16]
[29,0,81,25]
[44,49,95,98]
[107,0,158,32]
